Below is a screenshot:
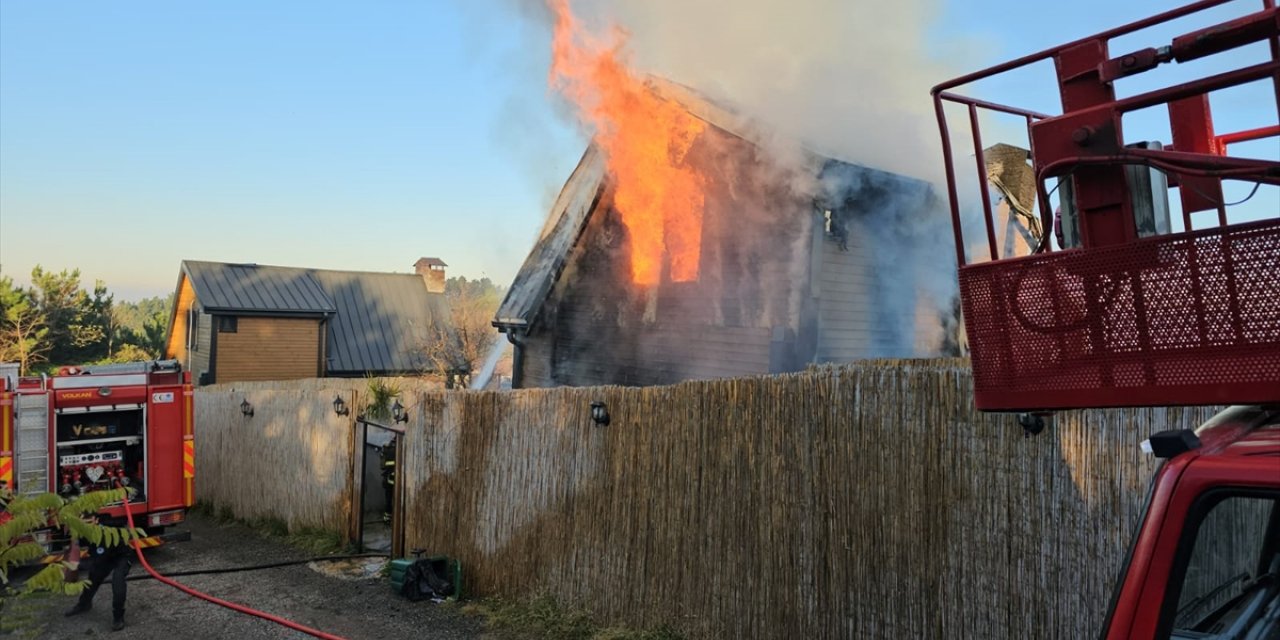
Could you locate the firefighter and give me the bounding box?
[64,515,132,632]
[380,435,396,524]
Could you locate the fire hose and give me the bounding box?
[125,553,388,582]
[115,483,350,640]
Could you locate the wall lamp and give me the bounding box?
[1018,412,1050,437]
[333,394,350,417]
[391,399,409,424]
[590,401,610,427]
[240,398,254,418]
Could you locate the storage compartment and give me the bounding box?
[54,407,146,500]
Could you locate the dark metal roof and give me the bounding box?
[312,270,457,375]
[182,261,336,315]
[181,261,459,375]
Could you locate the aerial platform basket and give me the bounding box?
[932,0,1280,411]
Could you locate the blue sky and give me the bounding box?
[1,0,1275,300]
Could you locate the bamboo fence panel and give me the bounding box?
[191,361,1229,638]
[398,359,1223,639]
[194,389,358,535]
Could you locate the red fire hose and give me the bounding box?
[115,485,348,640]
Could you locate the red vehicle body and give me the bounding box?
[1102,407,1279,638]
[930,1,1279,637]
[0,360,195,554]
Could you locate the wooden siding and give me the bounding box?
[190,312,212,381]
[164,276,196,363]
[518,334,555,388]
[814,234,876,362]
[165,276,212,382]
[214,316,321,383]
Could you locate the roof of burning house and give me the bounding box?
[494,144,607,328]
[179,260,458,375]
[493,79,932,331]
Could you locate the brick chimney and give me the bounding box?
[414,257,447,293]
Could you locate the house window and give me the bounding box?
[190,311,200,352]
[217,316,238,333]
[823,208,849,251]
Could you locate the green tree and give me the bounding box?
[29,267,112,366]
[112,294,172,360]
[0,487,142,638]
[0,277,50,375]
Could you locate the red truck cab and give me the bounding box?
[1104,406,1280,639]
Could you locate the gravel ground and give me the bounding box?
[24,513,485,639]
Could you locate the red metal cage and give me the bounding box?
[932,0,1280,411]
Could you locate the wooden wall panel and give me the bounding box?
[214,316,321,383]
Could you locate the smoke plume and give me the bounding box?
[577,0,956,183]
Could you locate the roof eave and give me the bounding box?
[200,308,335,319]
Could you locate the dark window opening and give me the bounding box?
[190,311,200,352]
[217,316,238,333]
[822,208,849,251]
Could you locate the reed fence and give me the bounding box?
[193,360,1223,638]
[399,359,1218,639]
[194,389,359,535]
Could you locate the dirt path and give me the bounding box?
[28,513,484,639]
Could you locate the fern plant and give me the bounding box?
[0,487,144,636]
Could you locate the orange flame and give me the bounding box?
[548,0,706,285]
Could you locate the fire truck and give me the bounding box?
[1,360,195,553]
[931,1,1278,638]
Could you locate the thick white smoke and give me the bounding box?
[575,0,960,183]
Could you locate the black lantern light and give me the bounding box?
[590,401,610,427]
[333,394,349,417]
[240,398,254,418]
[1018,412,1048,437]
[391,399,409,424]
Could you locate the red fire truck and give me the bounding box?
[931,1,1278,638]
[1,360,195,553]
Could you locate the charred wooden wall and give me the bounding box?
[520,127,818,388]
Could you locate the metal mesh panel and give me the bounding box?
[15,393,49,495]
[16,395,48,452]
[960,219,1280,410]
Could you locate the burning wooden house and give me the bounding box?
[494,79,953,388]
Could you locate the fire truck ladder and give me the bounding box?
[15,391,49,498]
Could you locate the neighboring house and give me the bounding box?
[164,258,460,385]
[494,79,954,389]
